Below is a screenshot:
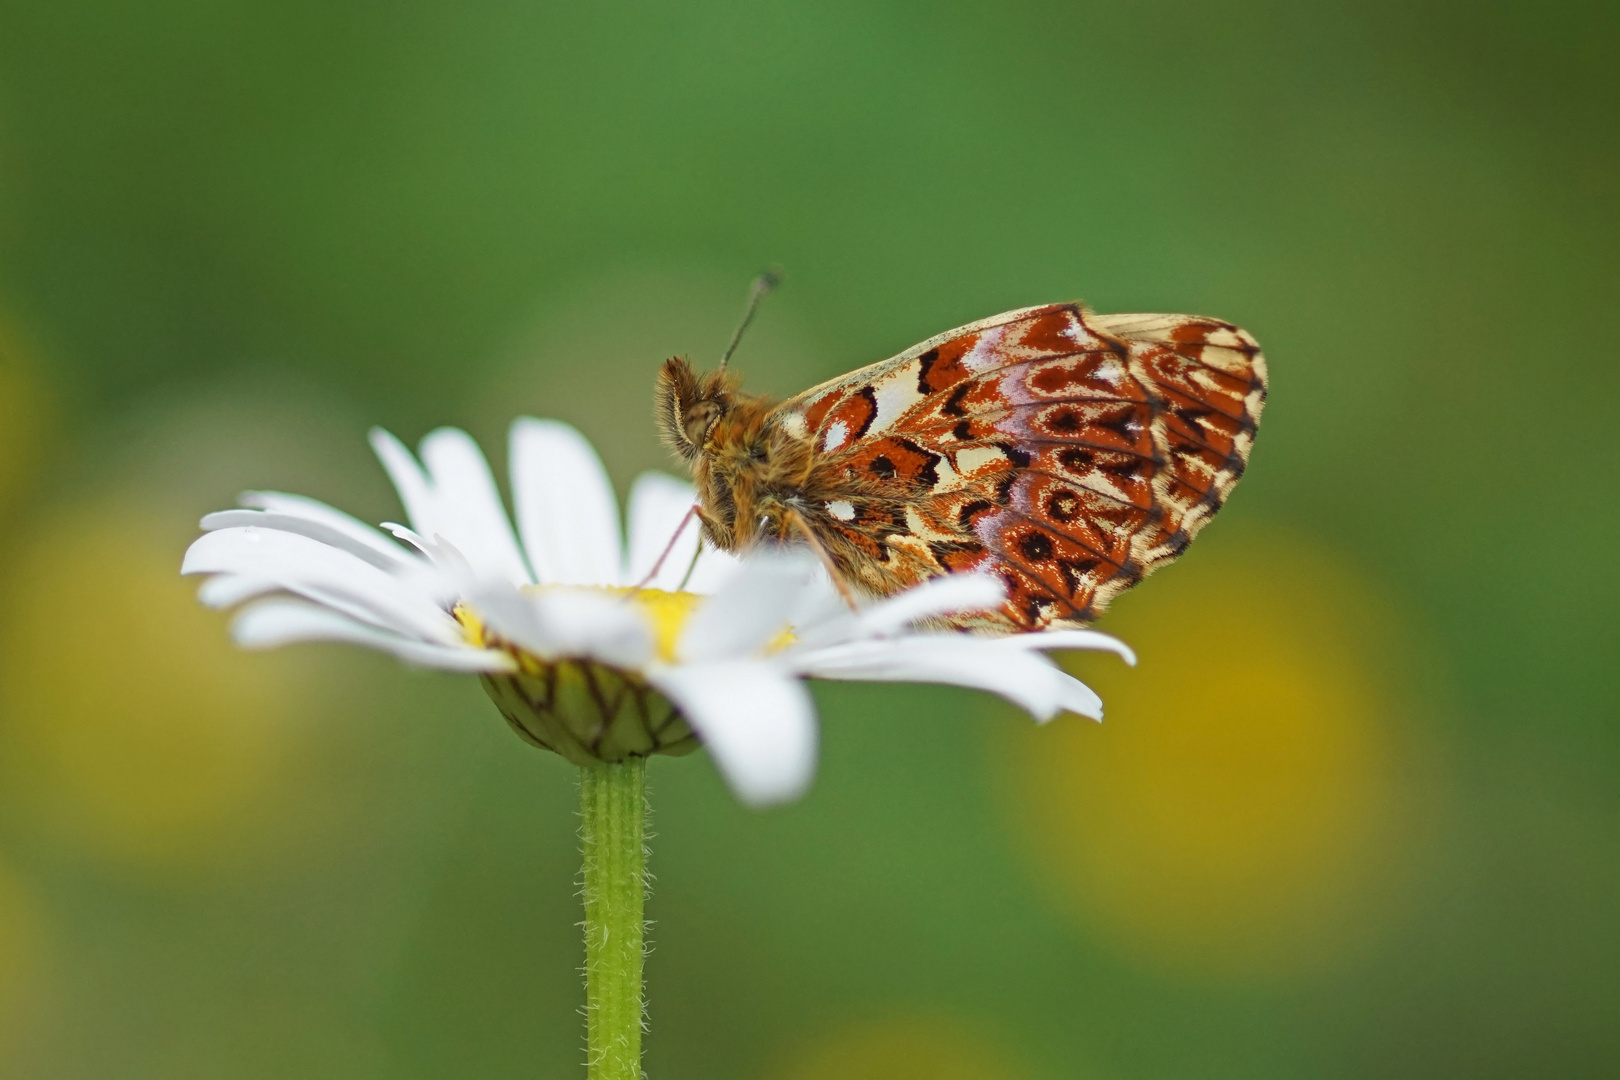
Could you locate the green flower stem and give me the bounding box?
[580,758,647,1079]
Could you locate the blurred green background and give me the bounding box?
[0,1,1616,1076]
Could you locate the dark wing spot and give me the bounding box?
[915,348,941,394]
[1059,447,1094,472]
[1057,556,1100,595]
[1018,532,1054,560]
[870,455,896,479]
[958,500,994,527]
[851,386,879,439]
[895,438,940,488]
[1172,403,1212,430]
[1002,444,1033,469]
[1046,490,1081,523]
[952,419,972,440]
[942,383,971,418]
[1100,409,1140,445]
[1049,409,1081,433]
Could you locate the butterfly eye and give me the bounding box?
[682,401,721,448]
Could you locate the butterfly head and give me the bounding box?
[655,356,743,461]
[656,355,807,554]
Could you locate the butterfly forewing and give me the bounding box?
[775,303,1266,630]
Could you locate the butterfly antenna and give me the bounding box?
[717,268,782,371]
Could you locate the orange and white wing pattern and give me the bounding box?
[776,303,1266,630]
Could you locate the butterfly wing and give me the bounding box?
[774,303,1266,630]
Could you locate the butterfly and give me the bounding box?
[656,299,1266,631]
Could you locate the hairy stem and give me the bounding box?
[580,758,647,1079]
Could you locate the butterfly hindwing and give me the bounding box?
[775,303,1266,630]
[1090,311,1266,560]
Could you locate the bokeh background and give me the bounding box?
[0,1,1616,1077]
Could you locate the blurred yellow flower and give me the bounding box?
[0,500,309,866]
[999,529,1441,980]
[772,1016,1028,1080]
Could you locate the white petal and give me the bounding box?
[851,573,1006,638]
[379,524,478,603]
[417,427,533,586]
[464,585,655,670]
[778,577,860,648]
[196,574,278,608]
[370,426,532,587]
[238,491,415,567]
[381,522,436,560]
[183,527,462,645]
[677,550,817,663]
[1048,672,1108,722]
[232,598,513,672]
[624,471,700,590]
[991,628,1137,666]
[510,418,623,587]
[369,428,438,536]
[201,509,414,572]
[791,637,1104,721]
[646,661,817,806]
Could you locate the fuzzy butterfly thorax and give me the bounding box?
[657,302,1266,632]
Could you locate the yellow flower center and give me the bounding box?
[608,587,702,662]
[602,586,794,658]
[449,584,797,767]
[454,585,792,665]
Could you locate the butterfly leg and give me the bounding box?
[784,506,860,612]
[675,536,705,592]
[632,503,699,590]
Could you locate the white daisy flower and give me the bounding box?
[182,418,1134,806]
